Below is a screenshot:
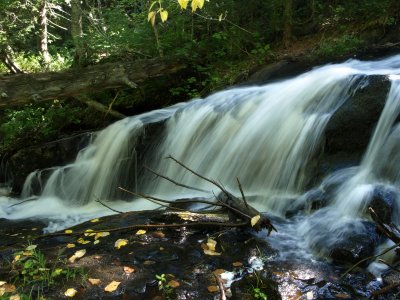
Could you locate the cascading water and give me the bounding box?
[2,55,400,264]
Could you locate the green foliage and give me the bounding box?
[0,101,83,153]
[155,273,174,300]
[252,287,268,300]
[8,244,86,296]
[314,34,363,58]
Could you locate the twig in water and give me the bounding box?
[8,198,37,208]
[236,177,248,208]
[95,199,123,214]
[214,273,227,300]
[144,165,209,193]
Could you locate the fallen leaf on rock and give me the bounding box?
[168,280,180,288]
[152,231,165,238]
[123,266,135,274]
[77,238,91,244]
[66,243,76,248]
[9,294,20,300]
[32,228,37,231]
[207,285,219,293]
[104,280,121,292]
[334,294,351,299]
[232,261,243,267]
[64,288,77,297]
[204,249,221,256]
[65,229,73,234]
[88,278,101,285]
[68,249,86,263]
[213,269,225,276]
[143,260,155,265]
[23,251,33,256]
[115,239,128,249]
[251,215,261,227]
[0,288,4,296]
[84,229,96,237]
[207,238,217,251]
[135,229,146,235]
[90,218,100,223]
[95,231,110,240]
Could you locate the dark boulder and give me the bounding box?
[368,185,398,224]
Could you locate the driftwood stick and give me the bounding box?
[95,199,124,214]
[35,220,249,239]
[144,165,209,193]
[236,177,249,208]
[8,198,37,208]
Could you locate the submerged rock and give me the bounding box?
[368,185,399,224]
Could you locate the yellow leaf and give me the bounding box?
[64,288,77,297]
[251,215,261,227]
[94,240,100,245]
[192,0,205,12]
[65,229,73,234]
[84,229,96,237]
[0,281,5,286]
[218,13,223,22]
[135,230,146,235]
[9,294,20,300]
[31,228,37,231]
[115,239,128,249]
[123,266,135,274]
[206,238,217,251]
[178,0,189,10]
[13,255,21,263]
[90,218,100,223]
[23,251,33,256]
[77,238,91,244]
[68,249,86,263]
[0,288,4,297]
[203,249,221,256]
[104,280,121,292]
[160,10,168,23]
[148,11,156,26]
[95,231,110,240]
[25,244,37,251]
[66,243,76,248]
[88,278,101,285]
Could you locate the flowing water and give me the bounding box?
[2,55,400,269]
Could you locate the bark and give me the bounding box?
[40,0,51,68]
[0,57,187,108]
[283,0,293,47]
[71,0,86,66]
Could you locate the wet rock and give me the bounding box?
[6,132,93,195]
[368,185,398,224]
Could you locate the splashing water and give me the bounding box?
[2,55,400,243]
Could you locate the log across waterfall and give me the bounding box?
[3,55,400,268]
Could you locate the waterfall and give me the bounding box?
[3,55,400,235]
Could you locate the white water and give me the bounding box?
[3,55,400,241]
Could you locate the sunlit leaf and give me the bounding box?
[13,255,21,263]
[123,266,135,274]
[115,239,128,249]
[148,11,156,26]
[77,238,91,244]
[95,231,110,240]
[160,9,168,22]
[0,288,4,297]
[52,268,63,276]
[9,294,20,300]
[104,280,121,292]
[192,0,205,12]
[178,0,189,10]
[203,249,221,256]
[90,218,100,223]
[94,240,100,245]
[84,229,96,237]
[88,278,101,285]
[65,229,73,234]
[31,228,37,231]
[251,215,261,227]
[23,251,33,256]
[206,238,217,251]
[25,244,37,251]
[68,249,86,263]
[0,281,5,286]
[66,243,76,248]
[64,288,77,297]
[218,13,223,22]
[135,230,146,235]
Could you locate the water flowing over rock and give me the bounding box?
[4,55,400,294]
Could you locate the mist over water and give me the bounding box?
[2,55,400,261]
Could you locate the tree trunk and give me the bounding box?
[0,44,23,74]
[0,57,187,108]
[282,0,293,47]
[71,0,86,66]
[40,0,51,68]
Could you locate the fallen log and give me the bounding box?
[0,56,187,109]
